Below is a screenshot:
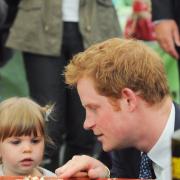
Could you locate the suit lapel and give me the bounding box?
[174,102,180,130]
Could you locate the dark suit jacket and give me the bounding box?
[0,0,19,67]
[151,0,180,28]
[110,103,180,178]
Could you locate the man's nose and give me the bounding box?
[83,117,95,130]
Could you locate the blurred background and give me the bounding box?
[0,0,179,103]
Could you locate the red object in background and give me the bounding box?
[124,0,156,41]
[133,0,148,12]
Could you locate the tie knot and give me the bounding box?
[139,153,153,179]
[141,153,152,164]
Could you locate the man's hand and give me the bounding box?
[154,20,180,59]
[55,155,110,179]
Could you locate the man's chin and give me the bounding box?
[102,144,114,152]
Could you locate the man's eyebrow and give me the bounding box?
[83,103,99,108]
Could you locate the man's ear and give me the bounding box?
[121,88,137,111]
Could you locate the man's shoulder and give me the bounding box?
[111,148,141,178]
[174,102,180,115]
[174,102,180,130]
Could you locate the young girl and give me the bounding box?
[0,97,56,177]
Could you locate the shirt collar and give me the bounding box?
[148,103,175,169]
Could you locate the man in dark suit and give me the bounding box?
[0,0,7,26]
[0,0,19,66]
[110,102,180,179]
[151,0,180,78]
[55,38,180,180]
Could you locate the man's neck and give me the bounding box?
[136,96,172,152]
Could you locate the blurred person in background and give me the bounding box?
[6,0,121,171]
[0,0,7,26]
[0,0,7,62]
[151,0,180,81]
[0,0,19,66]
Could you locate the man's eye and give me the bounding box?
[89,107,97,112]
[87,106,95,110]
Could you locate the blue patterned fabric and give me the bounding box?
[139,153,153,179]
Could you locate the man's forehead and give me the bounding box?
[77,78,97,96]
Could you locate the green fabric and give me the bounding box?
[0,52,29,101]
[149,42,180,103]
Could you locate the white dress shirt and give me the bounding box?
[148,103,175,180]
[62,0,80,22]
